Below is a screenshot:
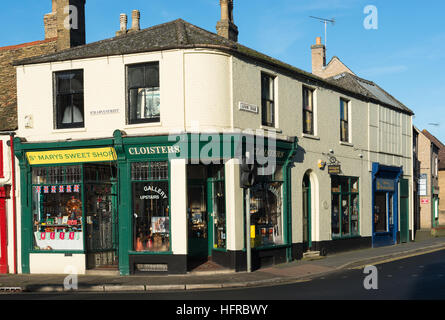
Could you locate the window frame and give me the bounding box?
[126,62,161,125]
[261,72,276,128]
[302,86,315,135]
[130,161,171,254]
[340,98,350,143]
[53,69,85,130]
[331,176,360,239]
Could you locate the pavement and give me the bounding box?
[1,237,445,293]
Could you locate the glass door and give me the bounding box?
[374,192,387,233]
[188,183,208,259]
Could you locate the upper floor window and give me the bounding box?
[340,98,350,142]
[54,70,84,129]
[127,62,160,124]
[261,73,275,127]
[303,87,314,135]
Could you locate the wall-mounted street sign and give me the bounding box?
[239,102,259,114]
[328,165,341,175]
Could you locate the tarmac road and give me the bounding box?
[3,249,445,301]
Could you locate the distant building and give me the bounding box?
[414,128,440,231]
[420,129,445,226]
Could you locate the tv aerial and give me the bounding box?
[310,16,336,51]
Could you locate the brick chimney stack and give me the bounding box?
[311,36,326,77]
[116,13,128,36]
[44,0,86,50]
[116,10,140,36]
[216,0,238,42]
[130,10,141,32]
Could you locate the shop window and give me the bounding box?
[132,161,170,252]
[331,176,359,238]
[303,87,314,135]
[340,98,350,142]
[32,165,83,251]
[127,62,160,124]
[250,166,284,248]
[54,70,84,129]
[261,72,275,127]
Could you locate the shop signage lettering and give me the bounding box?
[376,178,394,192]
[139,185,168,200]
[128,145,180,156]
[328,165,341,175]
[27,148,117,165]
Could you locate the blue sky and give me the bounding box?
[1,0,444,142]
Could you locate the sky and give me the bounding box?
[1,0,444,143]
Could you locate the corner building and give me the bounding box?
[13,9,414,275]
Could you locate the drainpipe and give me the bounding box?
[283,137,298,262]
[10,134,17,274]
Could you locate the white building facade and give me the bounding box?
[11,15,414,275]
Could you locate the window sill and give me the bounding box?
[52,127,87,134]
[339,141,353,147]
[124,122,163,129]
[260,125,282,133]
[301,133,320,141]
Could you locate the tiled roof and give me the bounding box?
[13,18,414,116]
[326,72,413,115]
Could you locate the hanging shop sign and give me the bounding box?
[26,147,117,165]
[326,155,342,175]
[376,178,395,192]
[328,165,341,175]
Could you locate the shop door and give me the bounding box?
[373,192,395,247]
[85,183,118,269]
[188,182,209,260]
[302,175,311,251]
[0,198,7,274]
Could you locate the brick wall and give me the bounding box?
[0,39,58,130]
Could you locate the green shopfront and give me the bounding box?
[14,131,297,275]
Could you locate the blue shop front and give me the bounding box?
[371,163,403,247]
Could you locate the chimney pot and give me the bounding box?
[316,37,322,45]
